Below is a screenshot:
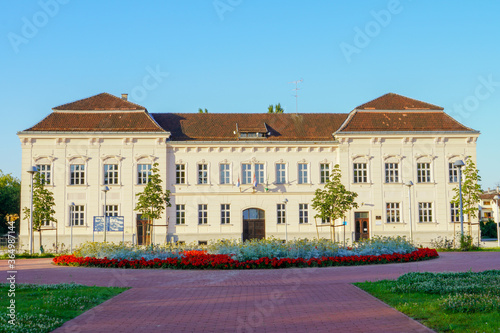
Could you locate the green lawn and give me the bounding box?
[355,270,500,332]
[0,283,128,332]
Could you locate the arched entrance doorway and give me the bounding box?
[243,208,265,241]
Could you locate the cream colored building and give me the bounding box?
[18,92,479,249]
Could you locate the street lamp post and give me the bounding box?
[27,166,38,255]
[494,194,500,247]
[405,181,414,243]
[102,186,110,242]
[283,198,288,242]
[70,202,75,253]
[453,160,465,236]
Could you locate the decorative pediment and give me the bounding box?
[134,154,157,162]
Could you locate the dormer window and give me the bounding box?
[236,122,269,139]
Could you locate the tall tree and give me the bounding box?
[135,163,171,243]
[311,164,358,242]
[22,172,57,252]
[0,170,21,235]
[267,104,284,113]
[451,159,482,235]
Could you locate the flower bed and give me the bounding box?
[53,248,438,270]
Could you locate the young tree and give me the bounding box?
[451,159,482,236]
[0,170,21,235]
[311,164,358,242]
[135,163,171,243]
[198,108,208,113]
[267,103,284,113]
[22,172,57,252]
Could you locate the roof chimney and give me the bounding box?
[121,93,128,101]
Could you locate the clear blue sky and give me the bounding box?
[1,1,499,189]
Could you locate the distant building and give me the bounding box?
[479,187,500,222]
[18,92,480,249]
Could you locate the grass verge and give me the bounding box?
[0,283,128,332]
[355,270,500,333]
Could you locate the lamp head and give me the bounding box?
[493,194,500,201]
[283,198,288,204]
[102,186,110,192]
[405,181,414,187]
[27,166,38,174]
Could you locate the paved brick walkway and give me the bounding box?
[3,252,500,332]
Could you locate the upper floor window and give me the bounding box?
[417,163,431,183]
[242,163,252,184]
[36,164,51,185]
[104,164,119,185]
[220,164,231,184]
[449,162,459,183]
[104,205,119,217]
[276,163,286,184]
[277,204,286,224]
[198,204,208,225]
[176,204,185,225]
[137,164,152,185]
[70,205,85,226]
[353,163,367,183]
[176,164,186,184]
[299,204,308,224]
[385,163,399,183]
[386,202,400,223]
[298,163,309,184]
[255,163,264,184]
[70,164,85,185]
[221,204,230,224]
[320,163,330,184]
[418,202,433,222]
[198,164,208,184]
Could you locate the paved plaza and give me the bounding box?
[4,252,500,332]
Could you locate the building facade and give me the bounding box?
[18,92,480,249]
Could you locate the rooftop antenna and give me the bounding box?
[289,78,303,113]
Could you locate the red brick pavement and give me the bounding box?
[3,252,500,332]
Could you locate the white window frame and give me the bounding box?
[242,163,252,184]
[320,163,330,184]
[384,163,399,183]
[176,204,186,225]
[386,202,401,223]
[104,164,119,185]
[418,202,433,223]
[449,162,459,183]
[255,163,265,184]
[220,163,231,185]
[277,203,286,224]
[221,204,230,224]
[298,163,309,184]
[198,204,208,225]
[417,162,432,183]
[36,164,52,185]
[104,205,119,217]
[137,163,152,185]
[198,163,208,185]
[276,163,286,184]
[450,202,460,223]
[299,204,309,224]
[353,163,368,183]
[175,163,186,184]
[70,205,85,226]
[70,164,86,185]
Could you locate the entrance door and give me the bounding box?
[355,212,369,241]
[136,215,151,246]
[243,208,265,241]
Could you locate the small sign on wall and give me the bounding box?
[375,215,382,225]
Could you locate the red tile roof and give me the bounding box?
[26,112,166,132]
[53,93,146,111]
[338,111,474,133]
[151,113,348,141]
[356,93,443,110]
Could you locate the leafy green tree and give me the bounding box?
[22,172,57,252]
[0,170,21,234]
[267,103,284,113]
[311,164,358,242]
[198,108,208,113]
[135,163,171,243]
[451,159,482,236]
